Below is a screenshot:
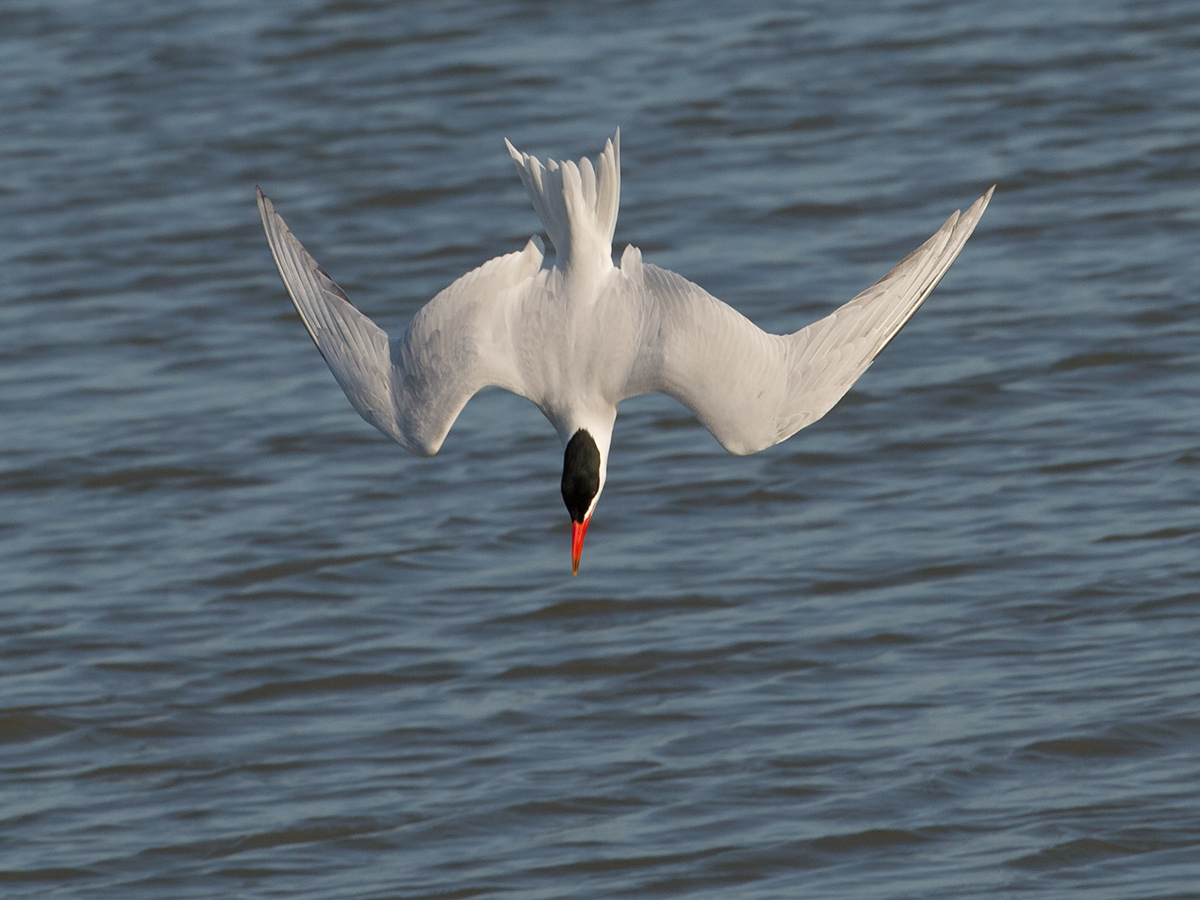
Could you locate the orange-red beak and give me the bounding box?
[571,516,591,576]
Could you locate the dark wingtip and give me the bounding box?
[255,186,271,216]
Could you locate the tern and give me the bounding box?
[258,131,991,574]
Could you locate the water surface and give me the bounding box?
[2,1,1199,897]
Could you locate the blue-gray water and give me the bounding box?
[2,1,1199,897]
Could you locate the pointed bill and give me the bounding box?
[571,516,591,576]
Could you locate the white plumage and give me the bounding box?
[258,130,992,572]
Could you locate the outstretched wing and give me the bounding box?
[257,188,543,456]
[626,188,993,455]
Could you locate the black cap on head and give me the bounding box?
[561,429,601,523]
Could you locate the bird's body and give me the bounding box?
[258,131,992,573]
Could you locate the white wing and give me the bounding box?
[625,187,993,455]
[257,188,544,456]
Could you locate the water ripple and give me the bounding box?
[3,0,1200,898]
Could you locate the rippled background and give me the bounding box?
[3,1,1200,897]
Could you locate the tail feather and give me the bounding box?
[505,130,620,270]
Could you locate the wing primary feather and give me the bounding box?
[775,187,993,445]
[257,188,405,444]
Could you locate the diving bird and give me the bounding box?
[257,131,992,574]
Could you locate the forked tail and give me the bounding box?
[505,130,620,272]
